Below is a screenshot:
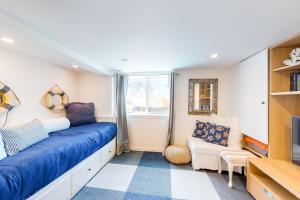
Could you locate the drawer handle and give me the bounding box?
[262,188,273,199]
[88,168,91,171]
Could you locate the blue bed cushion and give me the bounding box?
[0,122,117,200]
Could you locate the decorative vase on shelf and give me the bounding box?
[283,48,300,66]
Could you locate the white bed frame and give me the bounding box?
[27,137,116,200]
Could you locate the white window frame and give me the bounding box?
[126,72,170,116]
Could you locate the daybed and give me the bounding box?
[0,122,117,200]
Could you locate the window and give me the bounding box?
[126,75,170,114]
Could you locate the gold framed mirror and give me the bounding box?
[188,79,218,115]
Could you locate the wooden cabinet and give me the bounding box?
[236,49,269,144]
[247,158,300,200]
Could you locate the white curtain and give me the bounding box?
[114,73,130,155]
[163,72,175,155]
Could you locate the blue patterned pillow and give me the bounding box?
[0,119,49,156]
[193,120,208,139]
[204,123,230,146]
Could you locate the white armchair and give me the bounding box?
[188,115,242,171]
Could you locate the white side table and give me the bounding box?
[218,150,256,188]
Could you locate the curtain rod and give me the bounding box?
[112,71,179,76]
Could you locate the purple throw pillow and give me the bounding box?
[65,102,96,127]
[192,120,208,139]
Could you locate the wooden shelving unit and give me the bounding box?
[247,33,300,200]
[269,33,300,160]
[273,63,300,72]
[247,158,300,200]
[247,34,300,200]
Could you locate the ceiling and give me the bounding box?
[0,0,300,74]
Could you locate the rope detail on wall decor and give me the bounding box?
[0,81,20,127]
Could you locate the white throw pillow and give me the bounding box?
[42,117,70,133]
[0,134,7,160]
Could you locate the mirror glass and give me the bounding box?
[188,79,218,115]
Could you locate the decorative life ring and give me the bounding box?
[41,85,69,113]
[0,81,20,127]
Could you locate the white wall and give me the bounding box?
[0,46,236,150]
[128,67,236,151]
[0,48,78,126]
[77,72,113,119]
[174,68,235,145]
[128,115,169,152]
[76,72,168,151]
[10,60,235,152]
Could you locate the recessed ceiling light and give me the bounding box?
[1,37,14,43]
[72,65,79,69]
[210,53,219,58]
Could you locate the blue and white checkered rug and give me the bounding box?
[73,151,253,200]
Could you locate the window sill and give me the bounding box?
[127,113,169,119]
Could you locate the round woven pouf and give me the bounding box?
[165,145,191,164]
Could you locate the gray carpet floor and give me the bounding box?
[73,151,254,200]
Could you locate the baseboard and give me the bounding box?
[130,146,163,152]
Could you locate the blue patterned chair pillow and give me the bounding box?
[192,120,208,139]
[204,123,230,146]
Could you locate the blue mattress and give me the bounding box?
[0,122,117,200]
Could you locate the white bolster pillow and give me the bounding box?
[0,134,7,160]
[42,117,70,133]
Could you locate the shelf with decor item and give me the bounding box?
[273,63,300,72]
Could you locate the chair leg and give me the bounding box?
[228,164,234,188]
[218,155,222,174]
